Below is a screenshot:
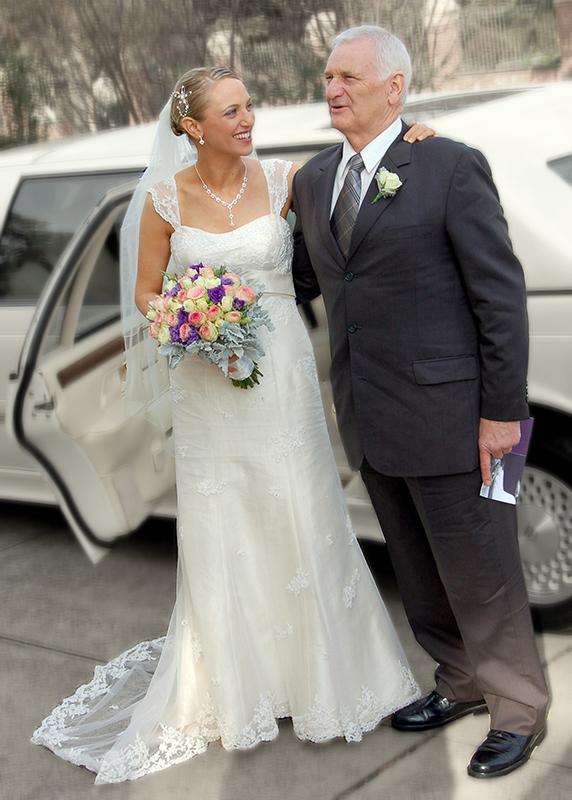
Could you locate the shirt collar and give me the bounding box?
[340,117,403,175]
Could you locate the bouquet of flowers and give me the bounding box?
[145,263,273,389]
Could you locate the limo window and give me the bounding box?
[0,172,138,304]
[75,216,124,341]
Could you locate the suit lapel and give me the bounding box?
[311,144,345,268]
[346,122,412,262]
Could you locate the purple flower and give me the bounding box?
[208,285,225,304]
[233,297,245,311]
[221,277,234,286]
[177,308,188,325]
[166,285,179,297]
[169,325,182,344]
[185,326,200,344]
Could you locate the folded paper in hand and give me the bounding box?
[480,417,534,505]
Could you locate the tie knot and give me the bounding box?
[347,154,364,173]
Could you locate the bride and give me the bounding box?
[30,67,434,785]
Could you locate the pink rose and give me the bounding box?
[155,312,163,324]
[200,266,215,278]
[207,305,222,321]
[179,323,192,342]
[166,312,178,326]
[224,311,242,324]
[176,290,188,302]
[224,284,236,296]
[199,322,219,342]
[189,310,207,327]
[236,286,256,305]
[149,322,159,338]
[189,285,206,300]
[225,272,241,287]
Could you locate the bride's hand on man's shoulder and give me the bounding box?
[403,122,437,142]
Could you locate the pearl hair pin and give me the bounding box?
[171,85,192,118]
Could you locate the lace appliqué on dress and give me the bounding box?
[262,159,292,217]
[270,428,306,463]
[148,178,180,230]
[191,632,203,662]
[195,480,227,496]
[261,159,294,274]
[94,671,418,784]
[31,638,162,752]
[343,568,361,609]
[274,623,294,640]
[346,513,358,545]
[296,355,319,383]
[31,636,421,785]
[269,299,298,326]
[286,568,310,595]
[171,383,188,405]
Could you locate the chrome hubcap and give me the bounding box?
[517,466,572,606]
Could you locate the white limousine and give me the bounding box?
[1,83,571,627]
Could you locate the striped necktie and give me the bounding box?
[331,153,365,260]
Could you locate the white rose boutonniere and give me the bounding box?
[373,167,402,203]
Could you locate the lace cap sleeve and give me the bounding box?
[147,177,180,230]
[261,159,293,216]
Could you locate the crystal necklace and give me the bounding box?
[194,161,248,228]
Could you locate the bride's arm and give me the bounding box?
[135,194,172,317]
[282,162,301,217]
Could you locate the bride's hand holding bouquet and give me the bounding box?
[145,263,273,389]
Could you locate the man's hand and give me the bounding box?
[479,418,522,486]
[403,121,436,142]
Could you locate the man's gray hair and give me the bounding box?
[332,25,412,103]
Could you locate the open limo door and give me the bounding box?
[6,182,175,563]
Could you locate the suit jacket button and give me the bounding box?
[347,323,358,334]
[344,271,355,282]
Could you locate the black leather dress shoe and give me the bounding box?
[468,728,546,778]
[391,690,488,731]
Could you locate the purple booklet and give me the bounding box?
[479,418,534,505]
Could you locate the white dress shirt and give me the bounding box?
[329,117,403,218]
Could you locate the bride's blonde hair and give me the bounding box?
[169,66,240,136]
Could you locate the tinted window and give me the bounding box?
[0,172,138,304]
[75,215,124,341]
[548,155,572,186]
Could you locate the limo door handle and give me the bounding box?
[33,400,55,411]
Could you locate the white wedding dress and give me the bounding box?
[30,159,420,784]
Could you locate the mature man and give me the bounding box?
[292,25,549,779]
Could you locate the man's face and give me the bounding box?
[324,38,400,141]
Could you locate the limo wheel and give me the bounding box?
[518,460,572,630]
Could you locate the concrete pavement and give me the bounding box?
[1,501,571,800]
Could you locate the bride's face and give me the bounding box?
[198,78,255,156]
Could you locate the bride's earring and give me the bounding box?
[199,136,205,145]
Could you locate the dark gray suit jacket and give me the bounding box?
[292,122,529,476]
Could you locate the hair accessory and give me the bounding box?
[171,85,192,118]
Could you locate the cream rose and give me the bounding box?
[157,325,171,345]
[373,167,402,201]
[199,322,219,342]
